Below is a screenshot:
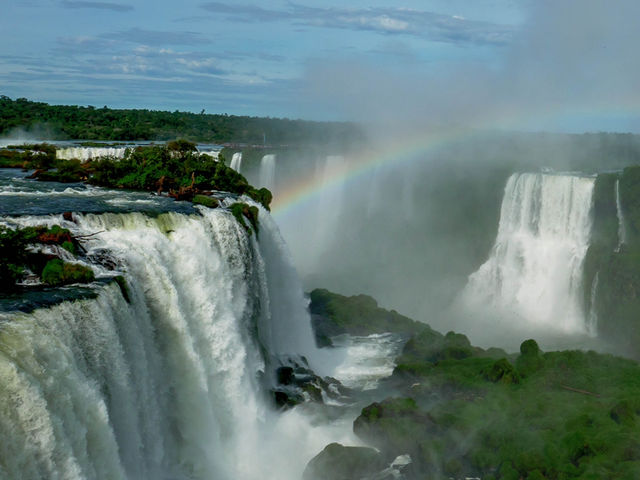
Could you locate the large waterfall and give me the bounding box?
[461,172,595,333]
[0,206,334,480]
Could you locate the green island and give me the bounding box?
[305,289,640,480]
[0,140,271,209]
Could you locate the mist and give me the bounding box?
[301,0,640,134]
[270,0,640,354]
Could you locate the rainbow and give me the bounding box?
[271,126,479,219]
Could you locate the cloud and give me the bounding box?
[60,1,134,12]
[296,0,640,133]
[104,27,211,46]
[199,2,514,46]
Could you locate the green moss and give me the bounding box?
[246,187,273,211]
[230,202,259,235]
[41,259,94,286]
[61,241,76,254]
[303,443,385,480]
[113,275,131,303]
[192,194,219,208]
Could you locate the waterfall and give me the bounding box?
[230,152,243,173]
[56,147,128,162]
[312,155,347,255]
[461,173,595,333]
[0,206,322,480]
[259,154,276,190]
[587,272,599,334]
[615,178,627,252]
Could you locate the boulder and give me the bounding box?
[303,443,385,480]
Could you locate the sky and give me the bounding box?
[2,0,640,132]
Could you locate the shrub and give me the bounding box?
[41,259,94,286]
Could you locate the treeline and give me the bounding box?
[0,96,364,145]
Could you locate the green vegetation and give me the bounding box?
[192,195,219,209]
[303,443,386,480]
[309,288,432,340]
[19,141,272,210]
[230,202,260,235]
[0,224,92,291]
[0,96,363,145]
[582,168,640,359]
[361,339,640,479]
[307,289,640,480]
[41,258,95,286]
[0,143,57,169]
[113,275,131,303]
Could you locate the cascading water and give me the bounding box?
[587,272,599,334]
[615,178,627,252]
[309,155,347,262]
[56,147,128,162]
[259,154,276,190]
[230,152,243,173]
[461,172,595,333]
[0,205,345,480]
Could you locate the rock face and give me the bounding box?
[303,443,385,480]
[308,288,431,341]
[270,360,350,409]
[353,397,435,460]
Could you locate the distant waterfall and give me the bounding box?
[461,173,595,333]
[56,147,128,162]
[230,152,243,173]
[259,154,276,190]
[311,155,347,259]
[615,179,627,252]
[0,207,319,480]
[587,272,599,334]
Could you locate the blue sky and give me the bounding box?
[2,1,640,132]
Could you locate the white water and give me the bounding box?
[587,272,599,334]
[330,333,406,391]
[259,154,276,190]
[230,152,243,173]
[56,147,128,162]
[0,207,350,480]
[615,179,627,252]
[461,173,595,333]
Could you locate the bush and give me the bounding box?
[41,259,94,286]
[192,194,219,208]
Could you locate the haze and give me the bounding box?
[1,0,638,133]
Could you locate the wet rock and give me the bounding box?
[303,443,385,480]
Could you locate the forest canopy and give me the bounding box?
[0,96,363,145]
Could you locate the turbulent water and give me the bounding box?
[0,169,404,479]
[461,172,595,333]
[0,169,194,216]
